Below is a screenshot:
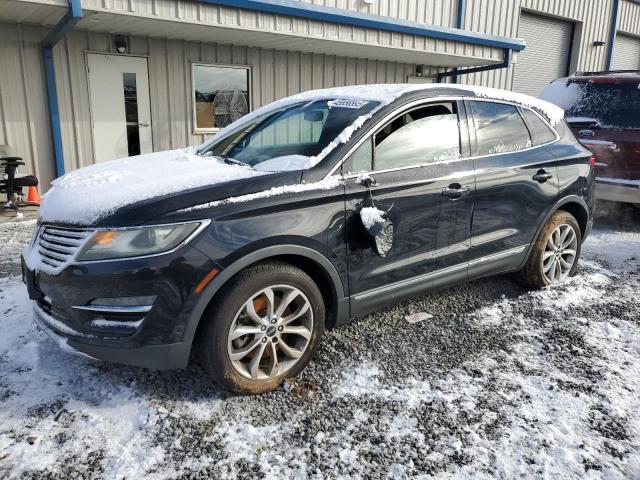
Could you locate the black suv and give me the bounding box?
[22,85,594,394]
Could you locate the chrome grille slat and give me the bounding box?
[45,228,91,239]
[36,226,92,269]
[39,239,77,254]
[39,249,67,262]
[41,232,85,246]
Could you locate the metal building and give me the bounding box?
[1,0,639,191]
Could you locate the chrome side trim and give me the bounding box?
[326,96,561,178]
[468,245,527,266]
[352,244,528,302]
[72,305,153,314]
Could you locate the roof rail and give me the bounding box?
[576,69,640,76]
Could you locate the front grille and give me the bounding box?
[37,226,93,268]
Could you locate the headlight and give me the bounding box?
[76,221,206,261]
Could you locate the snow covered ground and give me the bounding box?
[1,203,639,479]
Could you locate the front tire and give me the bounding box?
[197,261,325,394]
[517,210,582,289]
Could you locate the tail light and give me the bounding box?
[589,156,597,167]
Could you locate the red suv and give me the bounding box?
[541,71,640,205]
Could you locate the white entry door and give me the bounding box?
[87,53,152,162]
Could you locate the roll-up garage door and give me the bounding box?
[513,12,574,97]
[612,34,640,70]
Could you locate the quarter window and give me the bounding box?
[373,103,461,171]
[192,64,250,132]
[470,101,531,155]
[521,108,557,146]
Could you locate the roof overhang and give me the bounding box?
[3,0,525,68]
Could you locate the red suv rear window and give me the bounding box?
[540,79,640,130]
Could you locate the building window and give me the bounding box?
[192,64,250,132]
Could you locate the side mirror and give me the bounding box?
[360,206,393,257]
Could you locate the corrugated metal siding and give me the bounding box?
[619,0,640,36]
[80,0,501,65]
[51,30,428,172]
[521,0,614,73]
[455,0,616,88]
[298,0,457,27]
[459,0,521,89]
[0,22,55,190]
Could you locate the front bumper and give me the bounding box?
[22,242,220,370]
[595,178,640,204]
[33,302,192,369]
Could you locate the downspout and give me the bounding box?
[605,0,620,70]
[450,0,466,84]
[437,48,513,83]
[42,0,83,178]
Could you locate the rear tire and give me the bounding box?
[196,261,325,394]
[516,210,582,289]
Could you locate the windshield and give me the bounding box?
[201,99,380,171]
[540,79,640,129]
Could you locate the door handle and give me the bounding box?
[442,183,470,198]
[138,121,150,127]
[532,170,553,183]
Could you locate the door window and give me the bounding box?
[374,103,461,170]
[344,138,373,174]
[521,108,556,146]
[470,101,532,155]
[123,73,140,156]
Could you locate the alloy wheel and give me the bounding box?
[542,224,578,283]
[227,284,314,380]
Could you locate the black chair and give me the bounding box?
[1,149,40,213]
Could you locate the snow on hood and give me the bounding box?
[253,155,312,172]
[38,148,267,226]
[201,84,565,169]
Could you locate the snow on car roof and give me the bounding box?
[203,83,565,153]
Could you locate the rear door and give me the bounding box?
[343,99,475,315]
[467,100,559,276]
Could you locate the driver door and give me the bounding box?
[344,100,475,316]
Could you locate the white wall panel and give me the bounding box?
[619,0,640,37]
[0,23,55,190]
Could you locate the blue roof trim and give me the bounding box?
[197,0,526,52]
[606,0,621,70]
[42,0,83,178]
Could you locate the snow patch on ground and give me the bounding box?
[1,220,639,478]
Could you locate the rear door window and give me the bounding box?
[521,108,557,146]
[469,101,532,155]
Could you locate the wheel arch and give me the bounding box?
[520,195,591,269]
[183,245,348,343]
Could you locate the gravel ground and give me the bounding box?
[1,204,639,479]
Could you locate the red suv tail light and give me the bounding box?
[589,156,597,167]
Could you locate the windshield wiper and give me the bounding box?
[221,155,253,168]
